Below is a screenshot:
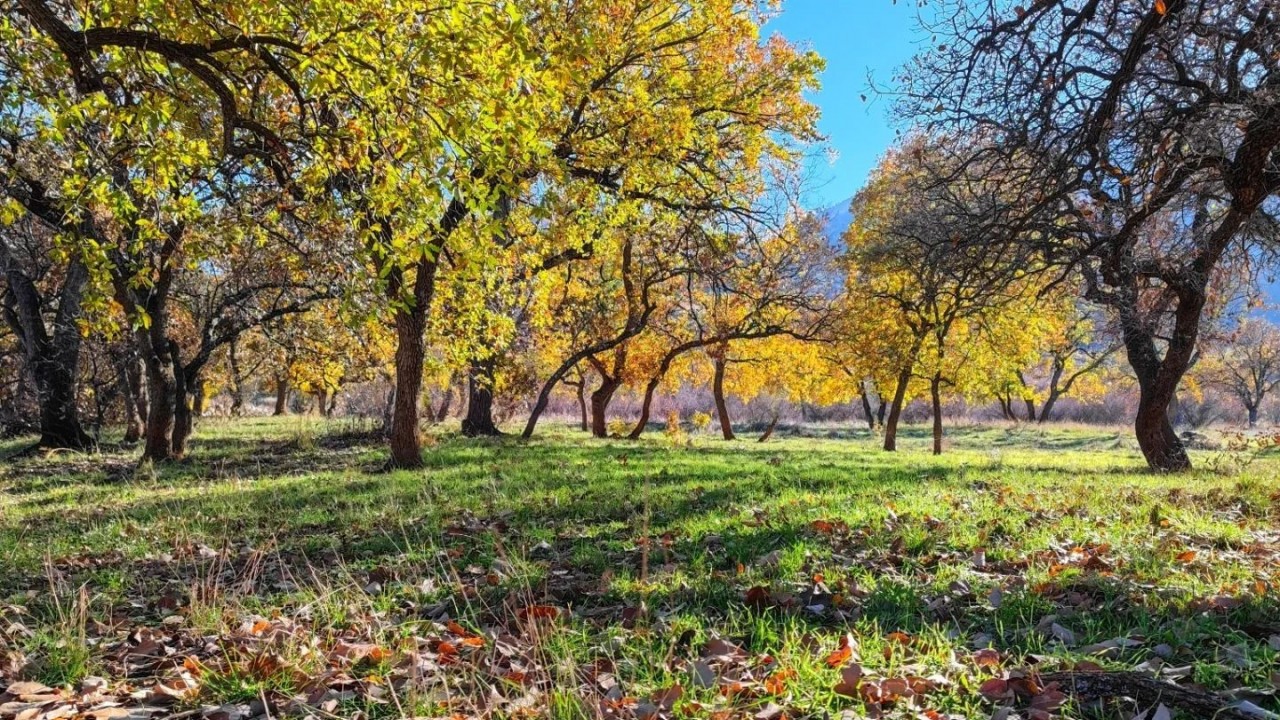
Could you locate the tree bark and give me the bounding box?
[1,255,94,450]
[883,365,912,452]
[461,358,502,436]
[713,352,735,440]
[118,348,145,443]
[388,304,428,468]
[140,337,177,462]
[930,373,943,455]
[273,373,289,415]
[590,375,622,438]
[1121,296,1195,473]
[169,343,195,459]
[1248,404,1259,428]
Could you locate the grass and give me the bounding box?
[0,417,1278,719]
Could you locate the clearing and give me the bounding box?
[1,419,1278,720]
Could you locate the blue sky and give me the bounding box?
[768,1,921,209]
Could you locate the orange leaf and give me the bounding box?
[1155,0,1168,15]
[1176,550,1197,563]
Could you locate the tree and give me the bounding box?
[843,138,1037,453]
[901,0,1280,470]
[1203,318,1280,427]
[0,216,93,449]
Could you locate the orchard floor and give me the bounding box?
[1,418,1279,720]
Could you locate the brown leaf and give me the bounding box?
[833,664,864,697]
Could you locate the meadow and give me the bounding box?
[1,419,1278,720]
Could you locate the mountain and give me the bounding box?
[817,197,853,248]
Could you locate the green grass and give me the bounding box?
[1,417,1278,719]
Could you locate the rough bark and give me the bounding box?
[140,335,177,462]
[1,254,94,450]
[388,305,428,468]
[461,358,502,436]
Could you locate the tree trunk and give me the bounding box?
[169,345,195,459]
[433,382,454,422]
[461,358,502,436]
[590,376,622,438]
[388,306,428,468]
[574,381,589,431]
[119,349,145,443]
[327,390,339,417]
[758,414,779,442]
[629,378,661,439]
[138,331,177,462]
[315,389,329,416]
[2,256,94,449]
[859,385,875,430]
[273,374,289,416]
[1248,404,1259,428]
[876,397,886,427]
[1039,389,1062,424]
[713,353,735,440]
[883,365,912,452]
[191,383,206,417]
[1120,295,1196,473]
[228,339,247,417]
[930,373,943,456]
